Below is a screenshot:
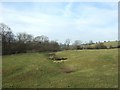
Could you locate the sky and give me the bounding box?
[0,2,118,43]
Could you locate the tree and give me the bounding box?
[64,39,71,50]
[16,33,33,43]
[88,40,94,45]
[34,36,42,43]
[49,40,60,52]
[0,23,15,55]
[72,40,82,50]
[34,35,49,43]
[33,35,49,52]
[16,33,33,53]
[73,40,82,46]
[0,23,61,54]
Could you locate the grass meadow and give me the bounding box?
[2,49,118,88]
[91,41,118,48]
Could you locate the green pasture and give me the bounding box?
[2,49,118,88]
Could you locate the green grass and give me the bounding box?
[2,49,118,88]
[91,41,119,48]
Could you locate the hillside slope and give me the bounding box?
[3,49,118,88]
[90,41,119,48]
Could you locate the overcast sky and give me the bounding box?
[0,2,118,43]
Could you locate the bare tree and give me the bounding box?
[64,39,71,50]
[72,40,82,50]
[0,23,15,54]
[73,40,82,46]
[0,23,61,55]
[16,33,33,43]
[34,35,49,43]
[88,40,94,45]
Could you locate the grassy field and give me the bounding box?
[91,41,119,48]
[2,49,118,88]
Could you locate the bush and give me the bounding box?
[117,45,120,48]
[109,45,113,49]
[85,46,93,49]
[76,45,83,50]
[94,43,107,49]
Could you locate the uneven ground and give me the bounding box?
[2,49,118,88]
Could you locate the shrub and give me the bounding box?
[117,45,120,48]
[94,43,107,49]
[109,45,113,49]
[76,45,83,50]
[85,46,94,49]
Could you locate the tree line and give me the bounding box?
[0,23,120,55]
[0,23,60,55]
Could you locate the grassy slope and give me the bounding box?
[2,49,118,88]
[102,41,119,48]
[103,41,118,47]
[91,41,118,48]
